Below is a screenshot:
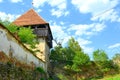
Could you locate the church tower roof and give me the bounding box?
[13,9,48,26]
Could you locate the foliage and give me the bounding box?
[5,24,18,33]
[57,73,68,80]
[0,21,37,46]
[50,37,90,72]
[112,53,120,71]
[101,74,120,80]
[112,53,120,64]
[93,49,108,62]
[36,67,45,73]
[92,49,118,75]
[0,20,18,33]
[50,46,65,62]
[18,27,36,45]
[113,53,120,59]
[72,51,90,72]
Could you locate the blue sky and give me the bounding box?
[0,0,120,59]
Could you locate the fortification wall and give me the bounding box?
[0,24,46,71]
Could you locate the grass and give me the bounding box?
[98,74,120,80]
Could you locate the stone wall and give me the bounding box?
[0,24,46,71]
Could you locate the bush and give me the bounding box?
[18,27,36,44]
[36,67,45,73]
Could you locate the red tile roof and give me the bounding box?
[13,9,48,26]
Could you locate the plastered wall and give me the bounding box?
[0,24,47,71]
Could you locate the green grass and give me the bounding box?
[99,74,120,80]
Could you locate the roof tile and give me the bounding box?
[13,9,48,26]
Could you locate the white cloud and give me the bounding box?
[82,46,94,54]
[36,9,42,13]
[77,38,92,46]
[71,0,118,16]
[32,0,48,8]
[91,9,120,22]
[48,0,66,8]
[33,0,67,9]
[51,9,69,18]
[49,21,70,47]
[0,12,19,21]
[50,21,94,54]
[10,0,22,3]
[108,43,120,49]
[49,0,69,17]
[32,0,69,17]
[77,38,94,54]
[0,0,3,3]
[68,23,106,37]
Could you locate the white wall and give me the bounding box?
[0,25,46,71]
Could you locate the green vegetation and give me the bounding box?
[36,67,45,74]
[1,20,120,80]
[0,20,37,48]
[50,37,120,80]
[18,27,36,45]
[99,74,120,80]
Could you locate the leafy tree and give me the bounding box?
[93,49,108,62]
[112,53,120,68]
[92,49,115,74]
[50,45,63,62]
[113,53,120,61]
[72,51,90,71]
[50,37,90,72]
[65,37,83,65]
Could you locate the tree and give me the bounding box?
[93,49,108,62]
[50,37,90,71]
[112,53,120,68]
[72,51,90,71]
[93,49,114,74]
[65,37,83,65]
[113,53,120,61]
[50,45,64,62]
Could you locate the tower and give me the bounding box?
[13,9,53,71]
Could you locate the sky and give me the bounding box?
[0,0,120,59]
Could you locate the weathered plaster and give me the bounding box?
[0,24,47,71]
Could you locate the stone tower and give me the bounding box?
[13,9,53,71]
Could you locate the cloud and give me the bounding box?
[36,9,42,13]
[68,23,106,37]
[50,21,95,54]
[108,43,120,49]
[32,0,69,17]
[71,0,118,16]
[32,0,47,8]
[107,43,120,56]
[0,0,3,2]
[10,0,22,3]
[51,9,69,18]
[91,9,120,22]
[49,21,70,47]
[33,0,67,9]
[0,11,19,21]
[77,38,94,54]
